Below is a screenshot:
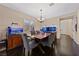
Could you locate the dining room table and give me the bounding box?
[27,31,56,56]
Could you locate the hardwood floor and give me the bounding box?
[7,46,24,56]
[72,40,79,56]
[57,34,79,56]
[1,34,79,56]
[31,44,55,56]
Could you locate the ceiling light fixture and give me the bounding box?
[39,8,45,23]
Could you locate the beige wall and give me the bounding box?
[42,18,60,39]
[0,5,36,40]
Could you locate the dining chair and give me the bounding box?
[22,33,39,56]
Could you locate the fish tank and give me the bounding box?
[7,27,23,35]
[40,25,56,33]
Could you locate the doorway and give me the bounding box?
[59,16,77,55]
[60,19,73,37]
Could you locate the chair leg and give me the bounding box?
[28,50,31,56]
[23,48,25,56]
[38,45,45,54]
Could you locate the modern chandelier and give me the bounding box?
[39,9,45,23]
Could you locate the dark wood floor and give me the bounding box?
[72,40,79,56]
[7,46,24,56]
[57,34,79,56]
[31,44,55,56]
[0,38,79,56]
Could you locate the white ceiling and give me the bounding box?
[1,3,79,19]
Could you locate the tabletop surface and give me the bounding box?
[30,33,51,39]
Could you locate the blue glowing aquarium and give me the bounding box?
[40,26,56,33]
[8,27,23,34]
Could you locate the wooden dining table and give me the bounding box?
[31,32,51,39]
[26,32,56,55]
[27,32,54,46]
